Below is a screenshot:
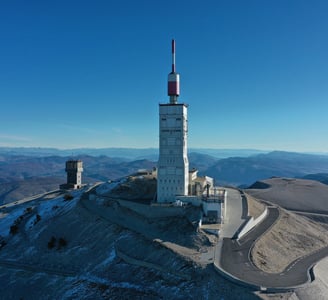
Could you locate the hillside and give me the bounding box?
[247,177,328,214]
[251,208,328,273]
[301,173,328,185]
[0,185,259,300]
[1,174,328,298]
[0,177,63,204]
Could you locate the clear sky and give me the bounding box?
[1,0,328,152]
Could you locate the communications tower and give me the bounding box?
[157,40,189,203]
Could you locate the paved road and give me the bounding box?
[216,206,328,289]
[220,188,247,238]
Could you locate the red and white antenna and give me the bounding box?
[168,39,180,104]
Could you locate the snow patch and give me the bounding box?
[0,188,86,239]
[30,192,82,239]
[0,207,25,236]
[70,245,89,252]
[101,247,116,266]
[25,246,36,255]
[62,279,89,299]
[37,190,83,220]
[79,273,144,291]
[25,212,40,231]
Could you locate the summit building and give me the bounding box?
[156,40,225,225]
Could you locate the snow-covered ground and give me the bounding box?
[0,188,85,238]
[0,207,26,237]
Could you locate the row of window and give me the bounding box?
[161,118,182,121]
[161,129,182,132]
[159,179,181,184]
[160,186,179,191]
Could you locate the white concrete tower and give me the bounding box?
[157,40,189,203]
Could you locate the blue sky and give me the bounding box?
[1,0,328,152]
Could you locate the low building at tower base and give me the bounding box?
[168,168,226,224]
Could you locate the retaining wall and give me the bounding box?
[237,207,268,240]
[89,194,186,218]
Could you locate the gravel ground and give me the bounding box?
[251,208,328,273]
[246,177,328,213]
[245,192,266,218]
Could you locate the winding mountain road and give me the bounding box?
[215,191,328,290]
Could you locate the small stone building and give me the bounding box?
[60,160,83,190]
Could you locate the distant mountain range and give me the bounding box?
[0,147,268,160]
[206,151,328,187]
[300,173,328,185]
[0,155,156,204]
[1,147,328,204]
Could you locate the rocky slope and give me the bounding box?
[0,184,259,300]
[1,175,328,299]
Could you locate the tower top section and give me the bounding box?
[167,39,180,104]
[171,39,176,73]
